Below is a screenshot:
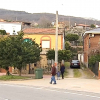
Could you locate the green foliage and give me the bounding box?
[46,49,72,63]
[90,24,96,28]
[95,54,100,62]
[65,41,70,50]
[0,31,41,76]
[0,30,7,35]
[58,50,72,62]
[46,49,55,60]
[65,41,81,59]
[11,32,41,75]
[0,75,28,80]
[65,34,79,41]
[0,37,12,71]
[89,55,98,65]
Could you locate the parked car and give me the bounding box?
[70,60,80,68]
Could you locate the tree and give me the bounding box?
[38,17,51,28]
[65,41,80,59]
[46,49,72,66]
[0,30,7,35]
[0,31,41,76]
[0,36,14,75]
[65,41,71,50]
[58,50,72,63]
[90,24,96,28]
[10,31,41,76]
[65,34,79,42]
[46,49,55,60]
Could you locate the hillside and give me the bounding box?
[0,9,100,25]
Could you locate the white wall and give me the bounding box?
[0,22,22,35]
[78,53,84,63]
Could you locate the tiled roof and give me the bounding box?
[23,28,63,34]
[77,24,90,27]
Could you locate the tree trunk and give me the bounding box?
[29,63,31,74]
[18,69,22,76]
[6,66,10,76]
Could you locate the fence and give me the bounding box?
[88,61,98,76]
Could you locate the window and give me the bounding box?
[42,40,50,48]
[89,33,94,37]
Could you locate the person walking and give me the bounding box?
[50,64,56,84]
[60,64,65,79]
[57,70,60,80]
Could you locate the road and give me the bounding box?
[0,83,100,100]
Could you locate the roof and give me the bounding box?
[0,21,22,25]
[83,28,100,36]
[23,28,63,34]
[77,24,90,27]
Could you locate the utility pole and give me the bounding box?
[62,27,65,64]
[55,11,58,70]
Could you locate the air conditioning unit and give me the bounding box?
[89,33,94,37]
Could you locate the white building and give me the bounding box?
[0,22,22,35]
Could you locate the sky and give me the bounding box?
[0,0,100,20]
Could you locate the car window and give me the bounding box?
[72,60,79,63]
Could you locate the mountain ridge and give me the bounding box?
[0,8,100,25]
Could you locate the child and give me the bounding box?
[57,71,60,80]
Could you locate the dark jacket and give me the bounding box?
[51,66,56,76]
[60,65,65,73]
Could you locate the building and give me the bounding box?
[0,21,22,35]
[23,28,64,70]
[0,28,64,73]
[83,28,100,67]
[73,23,90,31]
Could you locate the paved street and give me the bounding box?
[0,72,100,100]
[0,74,100,94]
[0,83,100,100]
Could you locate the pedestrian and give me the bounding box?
[60,64,65,79]
[57,70,60,80]
[50,64,56,84]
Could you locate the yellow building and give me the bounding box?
[23,28,64,69]
[0,28,64,74]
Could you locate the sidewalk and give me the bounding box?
[1,74,100,94]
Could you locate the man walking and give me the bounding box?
[50,64,56,84]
